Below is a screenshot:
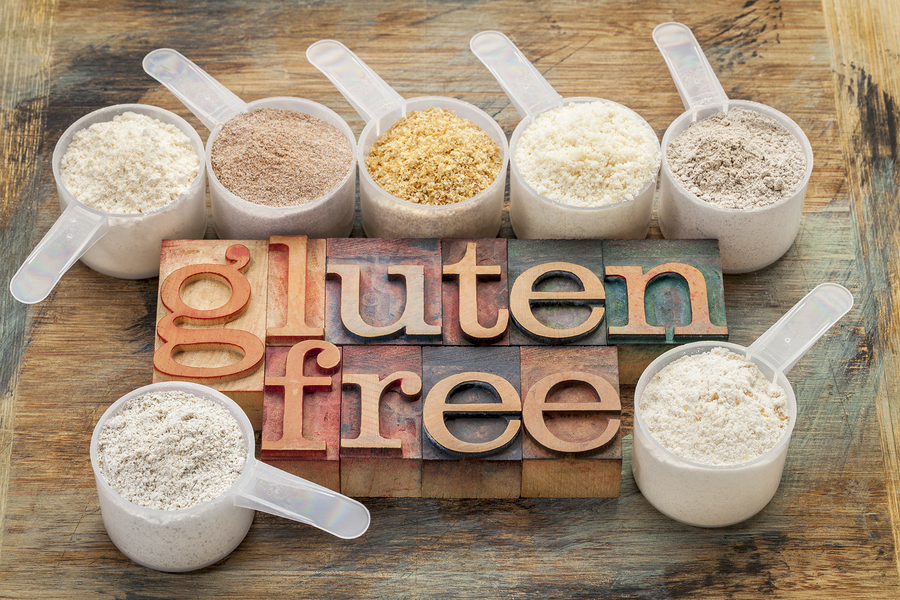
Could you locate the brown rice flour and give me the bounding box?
[666,107,806,209]
[639,347,789,465]
[210,108,353,207]
[60,112,200,214]
[97,390,246,510]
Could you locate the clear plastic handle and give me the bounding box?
[747,283,854,375]
[470,31,562,119]
[143,48,248,131]
[306,40,404,124]
[10,203,109,304]
[653,22,729,116]
[234,458,370,540]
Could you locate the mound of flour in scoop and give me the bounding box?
[97,390,246,510]
[61,112,200,214]
[639,347,789,465]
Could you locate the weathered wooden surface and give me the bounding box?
[0,0,897,597]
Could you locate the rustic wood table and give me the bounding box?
[2,0,898,597]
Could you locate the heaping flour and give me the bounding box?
[97,390,247,511]
[61,111,200,214]
[639,346,789,466]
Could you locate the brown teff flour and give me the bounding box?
[210,108,352,207]
[666,107,806,209]
[365,107,502,206]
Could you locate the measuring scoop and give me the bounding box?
[91,381,370,572]
[632,283,853,527]
[470,30,660,240]
[9,104,207,305]
[653,22,814,273]
[143,48,357,240]
[306,40,508,239]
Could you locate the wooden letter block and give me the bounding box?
[340,346,423,497]
[421,346,522,498]
[441,239,509,346]
[266,235,326,345]
[507,239,606,346]
[153,239,268,429]
[262,340,342,492]
[520,346,622,498]
[325,238,442,345]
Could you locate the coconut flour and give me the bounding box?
[97,390,247,511]
[515,101,660,208]
[61,112,200,214]
[666,107,806,209]
[639,347,789,465]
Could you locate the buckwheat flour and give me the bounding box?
[210,108,353,207]
[97,390,247,511]
[60,112,200,214]
[665,107,805,209]
[639,346,789,465]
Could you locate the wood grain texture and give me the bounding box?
[0,0,898,597]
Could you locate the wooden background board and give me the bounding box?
[1,0,898,597]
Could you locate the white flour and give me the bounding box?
[639,347,788,465]
[97,390,246,510]
[61,112,200,214]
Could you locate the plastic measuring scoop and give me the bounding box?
[306,39,508,239]
[143,48,357,240]
[143,48,248,130]
[10,103,208,305]
[652,22,814,273]
[11,205,109,304]
[632,283,853,527]
[469,30,659,240]
[91,381,370,572]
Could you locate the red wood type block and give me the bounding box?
[441,238,510,346]
[325,238,443,345]
[507,239,607,347]
[153,239,268,429]
[262,341,343,492]
[266,235,326,346]
[340,346,423,497]
[519,346,622,498]
[421,346,522,498]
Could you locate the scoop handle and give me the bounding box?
[306,40,404,124]
[10,203,109,304]
[143,48,248,131]
[470,30,562,119]
[652,22,729,115]
[234,458,370,540]
[747,283,854,375]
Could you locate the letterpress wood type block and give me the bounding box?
[507,239,606,346]
[266,235,326,346]
[340,346,423,497]
[153,239,268,429]
[262,341,342,492]
[325,238,442,345]
[441,238,510,346]
[603,239,728,344]
[421,346,522,498]
[520,346,622,498]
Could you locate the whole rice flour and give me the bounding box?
[97,390,247,510]
[639,347,789,465]
[61,112,200,214]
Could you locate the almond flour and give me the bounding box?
[97,390,246,511]
[639,347,789,466]
[60,112,200,214]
